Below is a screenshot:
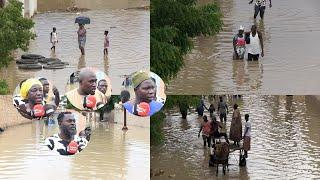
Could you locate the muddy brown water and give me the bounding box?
[0,112,150,179]
[151,96,320,179]
[166,0,320,94]
[1,0,149,95]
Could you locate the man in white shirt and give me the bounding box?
[243,114,251,158]
[245,25,264,61]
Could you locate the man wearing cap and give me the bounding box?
[123,71,163,117]
[17,78,56,119]
[65,68,107,111]
[45,112,88,155]
[249,0,272,19]
[233,26,246,60]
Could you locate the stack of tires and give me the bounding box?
[16,54,68,70]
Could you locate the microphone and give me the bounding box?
[67,141,79,154]
[83,95,97,109]
[32,104,45,117]
[136,102,150,117]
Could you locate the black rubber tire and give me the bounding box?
[39,58,61,64]
[21,54,45,59]
[16,59,39,64]
[18,64,42,69]
[43,64,65,69]
[47,61,64,65]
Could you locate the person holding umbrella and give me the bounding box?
[77,24,86,55]
[75,16,90,55]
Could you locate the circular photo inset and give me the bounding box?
[13,77,60,120]
[121,70,166,117]
[44,110,91,156]
[64,67,111,111]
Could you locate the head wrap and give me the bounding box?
[132,71,150,89]
[20,78,43,99]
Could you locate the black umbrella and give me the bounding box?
[75,16,90,24]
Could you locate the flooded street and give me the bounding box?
[1,1,149,95]
[167,0,320,94]
[0,113,150,180]
[151,96,320,179]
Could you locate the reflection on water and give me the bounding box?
[1,7,149,95]
[151,96,320,179]
[0,113,150,179]
[167,0,320,94]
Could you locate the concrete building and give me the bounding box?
[1,0,37,18]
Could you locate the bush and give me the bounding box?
[0,80,9,95]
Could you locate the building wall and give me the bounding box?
[0,95,31,129]
[24,0,37,17]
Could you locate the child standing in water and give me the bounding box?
[104,30,109,55]
[50,27,58,52]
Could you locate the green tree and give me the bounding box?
[0,0,35,68]
[151,0,222,81]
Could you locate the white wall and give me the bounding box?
[19,0,37,18]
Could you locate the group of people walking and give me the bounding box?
[198,96,252,158]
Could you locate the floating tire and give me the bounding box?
[21,54,45,59]
[48,61,69,66]
[18,64,42,70]
[16,59,39,64]
[43,64,65,69]
[47,59,63,65]
[39,58,61,64]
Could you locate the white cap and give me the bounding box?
[239,25,244,30]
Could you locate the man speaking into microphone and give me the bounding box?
[65,68,107,111]
[123,71,163,117]
[45,112,88,155]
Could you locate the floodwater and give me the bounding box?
[1,0,149,95]
[0,111,150,180]
[166,0,320,94]
[151,96,320,179]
